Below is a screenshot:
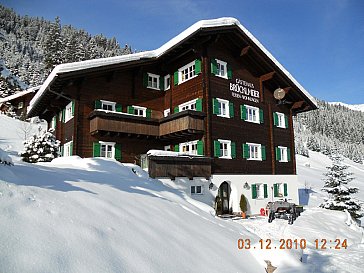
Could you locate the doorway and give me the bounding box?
[218,182,231,214]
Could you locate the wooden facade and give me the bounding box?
[27,19,316,178]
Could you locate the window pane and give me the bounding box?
[196,186,201,193]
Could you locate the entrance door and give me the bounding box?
[219,182,230,214]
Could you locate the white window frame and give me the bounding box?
[164,75,171,91]
[216,59,228,79]
[278,146,288,162]
[63,141,73,157]
[64,101,74,123]
[100,100,116,111]
[178,61,197,84]
[179,98,197,112]
[164,109,171,117]
[218,139,231,159]
[256,183,265,199]
[179,140,198,155]
[276,112,286,128]
[147,73,160,90]
[132,105,147,117]
[276,183,285,197]
[191,185,203,195]
[18,101,24,109]
[247,142,262,161]
[217,98,230,118]
[164,145,171,151]
[50,115,57,130]
[245,105,260,124]
[99,141,115,159]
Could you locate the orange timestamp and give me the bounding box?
[237,238,348,250]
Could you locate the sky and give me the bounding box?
[1,0,364,104]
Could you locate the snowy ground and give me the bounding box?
[0,114,364,273]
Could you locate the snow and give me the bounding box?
[1,116,364,273]
[0,59,28,90]
[0,147,13,165]
[29,17,317,115]
[329,102,364,112]
[147,149,202,157]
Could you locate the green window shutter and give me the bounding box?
[231,142,236,159]
[252,184,257,199]
[287,148,291,162]
[273,112,278,126]
[240,105,247,120]
[227,64,232,79]
[71,100,75,116]
[146,109,152,119]
[93,142,101,157]
[174,106,179,113]
[94,100,102,109]
[274,184,279,197]
[276,147,281,161]
[259,109,264,123]
[127,106,134,114]
[114,144,122,160]
[264,184,268,198]
[213,140,220,157]
[284,183,288,196]
[211,59,217,75]
[197,140,204,155]
[174,71,179,85]
[115,103,122,112]
[195,59,202,75]
[261,145,266,160]
[196,98,203,112]
[159,77,164,91]
[212,98,220,115]
[143,73,148,88]
[70,142,73,156]
[62,109,65,123]
[174,144,179,152]
[242,143,250,159]
[229,102,234,118]
[285,115,289,129]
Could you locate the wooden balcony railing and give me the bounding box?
[89,110,205,139]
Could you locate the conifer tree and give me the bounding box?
[319,148,363,219]
[20,127,60,163]
[44,16,64,70]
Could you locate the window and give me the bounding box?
[50,115,57,130]
[100,141,115,158]
[164,145,171,151]
[164,75,170,91]
[241,105,263,124]
[214,139,236,159]
[133,106,146,117]
[191,185,202,195]
[274,183,288,197]
[276,146,290,162]
[175,60,202,85]
[164,109,170,117]
[100,100,116,111]
[252,183,268,199]
[213,98,233,118]
[178,140,204,155]
[147,73,160,90]
[64,101,74,122]
[216,59,227,78]
[243,143,266,161]
[179,99,197,111]
[273,112,288,128]
[93,142,121,160]
[18,101,24,109]
[63,141,73,157]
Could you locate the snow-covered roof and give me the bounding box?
[0,85,40,104]
[28,17,317,113]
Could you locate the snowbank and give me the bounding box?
[0,148,13,165]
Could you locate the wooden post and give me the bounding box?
[268,103,275,174]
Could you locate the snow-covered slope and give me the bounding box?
[329,102,364,112]
[0,115,363,273]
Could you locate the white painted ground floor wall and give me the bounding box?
[158,175,299,215]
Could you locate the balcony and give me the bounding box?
[89,110,205,140]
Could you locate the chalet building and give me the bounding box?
[0,86,39,117]
[27,18,317,215]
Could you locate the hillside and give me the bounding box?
[1,115,364,273]
[0,5,131,98]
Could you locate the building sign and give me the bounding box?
[230,79,260,103]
